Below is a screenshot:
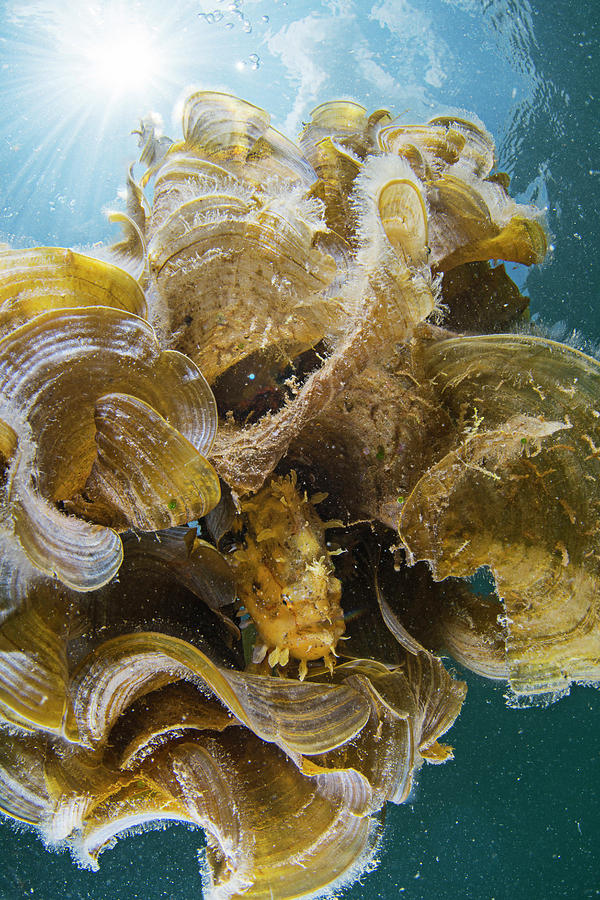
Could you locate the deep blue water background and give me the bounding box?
[0,1,598,897]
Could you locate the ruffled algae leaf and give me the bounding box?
[0,581,73,736]
[0,246,147,337]
[69,632,369,754]
[0,302,218,590]
[400,331,600,700]
[72,392,220,531]
[0,730,51,824]
[7,637,463,897]
[0,529,238,738]
[107,165,149,283]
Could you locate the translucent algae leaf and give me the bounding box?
[400,332,600,699]
[69,632,370,754]
[0,246,147,337]
[2,637,462,896]
[0,584,72,735]
[0,301,218,590]
[72,392,220,531]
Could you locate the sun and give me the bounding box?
[1,0,222,243]
[58,7,164,101]
[82,29,158,98]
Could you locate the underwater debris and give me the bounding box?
[0,89,594,899]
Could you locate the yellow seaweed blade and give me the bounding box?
[78,779,195,869]
[40,737,189,857]
[0,247,147,330]
[242,125,317,187]
[155,349,218,455]
[433,589,510,681]
[300,100,377,169]
[287,348,453,531]
[304,670,416,809]
[148,192,337,382]
[182,91,271,162]
[426,171,496,266]
[400,332,600,698]
[154,730,379,900]
[149,154,243,225]
[0,417,17,469]
[149,193,252,262]
[307,136,362,242]
[0,730,51,824]
[311,135,362,184]
[208,271,434,494]
[108,165,148,282]
[73,392,220,531]
[319,657,465,805]
[0,566,95,740]
[307,100,369,131]
[112,682,234,771]
[378,123,466,178]
[378,177,429,267]
[54,528,241,688]
[0,307,216,497]
[70,631,370,755]
[42,719,376,896]
[12,485,123,592]
[367,107,393,129]
[0,592,71,734]
[403,650,467,754]
[427,170,547,271]
[401,413,570,579]
[133,114,173,171]
[440,213,548,270]
[427,115,496,176]
[0,305,218,588]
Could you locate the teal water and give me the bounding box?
[0,1,598,898]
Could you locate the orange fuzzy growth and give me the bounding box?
[233,472,345,665]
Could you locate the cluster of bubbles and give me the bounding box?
[198,1,270,35]
[198,1,270,69]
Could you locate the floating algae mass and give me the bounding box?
[0,90,596,898]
